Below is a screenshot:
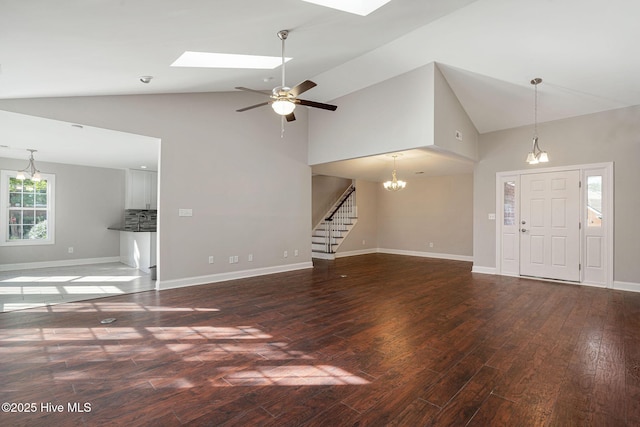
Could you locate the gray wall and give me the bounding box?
[311,175,352,228]
[309,62,479,166]
[376,174,473,256]
[309,63,436,165]
[433,64,478,161]
[335,175,473,257]
[336,179,379,254]
[474,105,640,283]
[0,91,311,283]
[0,157,124,265]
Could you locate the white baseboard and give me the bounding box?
[614,280,640,293]
[335,248,377,258]
[377,248,473,262]
[471,266,497,275]
[577,281,609,289]
[158,262,313,291]
[0,256,121,272]
[311,252,335,260]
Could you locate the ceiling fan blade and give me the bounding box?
[235,87,272,96]
[289,80,317,97]
[285,112,296,122]
[236,101,270,112]
[296,99,338,111]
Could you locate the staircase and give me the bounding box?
[312,185,357,260]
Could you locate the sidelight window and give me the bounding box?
[586,175,602,227]
[503,181,516,226]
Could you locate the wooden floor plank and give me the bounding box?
[0,254,636,426]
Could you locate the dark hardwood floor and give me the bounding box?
[0,254,638,426]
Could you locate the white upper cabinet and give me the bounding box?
[126,169,158,210]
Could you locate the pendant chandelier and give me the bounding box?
[383,154,407,191]
[526,78,549,164]
[16,149,42,182]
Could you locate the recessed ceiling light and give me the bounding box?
[301,0,392,16]
[140,165,147,169]
[415,171,424,175]
[71,124,83,129]
[171,52,291,69]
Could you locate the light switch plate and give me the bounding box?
[179,209,193,217]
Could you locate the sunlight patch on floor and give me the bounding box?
[63,286,125,294]
[165,342,314,361]
[1,276,81,283]
[2,302,47,310]
[12,302,220,313]
[145,326,272,340]
[72,276,141,283]
[217,365,370,386]
[0,263,155,312]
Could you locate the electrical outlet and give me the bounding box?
[248,254,253,262]
[284,251,288,258]
[208,256,214,264]
[294,249,298,257]
[362,240,366,245]
[178,208,193,217]
[68,247,74,254]
[229,256,234,264]
[429,242,434,248]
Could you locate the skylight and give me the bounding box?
[301,0,392,16]
[171,52,291,69]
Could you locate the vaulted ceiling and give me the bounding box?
[1,0,639,173]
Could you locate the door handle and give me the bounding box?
[521,228,527,233]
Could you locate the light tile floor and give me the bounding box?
[0,262,156,312]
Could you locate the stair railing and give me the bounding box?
[323,185,356,253]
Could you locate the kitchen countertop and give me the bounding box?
[108,227,157,232]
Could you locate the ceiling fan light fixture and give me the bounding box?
[234,29,337,133]
[272,99,296,115]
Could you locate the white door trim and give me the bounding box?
[495,162,614,288]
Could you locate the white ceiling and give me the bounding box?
[0,110,159,171]
[1,0,639,178]
[312,149,474,181]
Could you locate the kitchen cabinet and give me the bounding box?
[126,169,157,210]
[119,231,156,274]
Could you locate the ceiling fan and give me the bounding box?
[235,30,337,123]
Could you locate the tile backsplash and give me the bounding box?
[123,209,157,231]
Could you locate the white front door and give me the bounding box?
[520,170,580,281]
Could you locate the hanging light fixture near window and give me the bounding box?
[16,149,42,182]
[383,154,407,191]
[526,78,549,165]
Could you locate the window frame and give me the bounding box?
[0,170,56,246]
